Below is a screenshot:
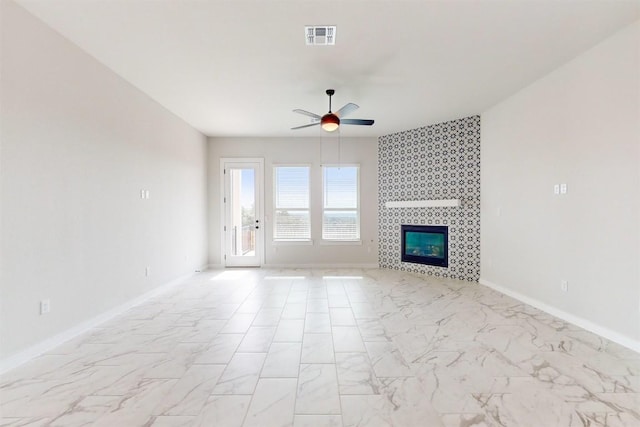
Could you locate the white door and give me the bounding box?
[222,159,264,267]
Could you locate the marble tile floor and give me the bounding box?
[1,268,639,427]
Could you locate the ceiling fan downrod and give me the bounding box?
[322,89,339,132]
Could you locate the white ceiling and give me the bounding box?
[15,0,640,138]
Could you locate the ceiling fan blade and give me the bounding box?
[335,103,359,118]
[341,118,375,126]
[291,122,320,130]
[293,109,321,119]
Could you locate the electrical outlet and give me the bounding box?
[561,280,568,292]
[40,299,51,315]
[145,266,151,277]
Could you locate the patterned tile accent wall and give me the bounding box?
[378,116,480,281]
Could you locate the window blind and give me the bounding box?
[322,166,360,240]
[274,166,311,240]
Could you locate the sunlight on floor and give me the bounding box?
[210,270,253,281]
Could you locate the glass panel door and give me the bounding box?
[223,159,263,267]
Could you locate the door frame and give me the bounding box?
[220,158,265,267]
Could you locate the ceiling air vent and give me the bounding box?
[305,26,336,45]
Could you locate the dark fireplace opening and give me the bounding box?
[401,224,448,267]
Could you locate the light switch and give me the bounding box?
[560,184,567,194]
[553,184,560,195]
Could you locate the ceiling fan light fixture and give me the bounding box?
[321,113,340,132]
[291,89,373,131]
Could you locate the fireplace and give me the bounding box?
[401,225,448,267]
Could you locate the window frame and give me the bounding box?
[321,164,361,243]
[272,164,312,243]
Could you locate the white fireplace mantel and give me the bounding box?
[384,199,461,208]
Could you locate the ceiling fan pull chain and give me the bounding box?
[338,128,341,166]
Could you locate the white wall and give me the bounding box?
[0,1,208,361]
[208,137,379,267]
[481,21,640,348]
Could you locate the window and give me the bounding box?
[273,166,310,241]
[322,165,360,241]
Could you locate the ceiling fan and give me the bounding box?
[291,89,375,132]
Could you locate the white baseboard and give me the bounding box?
[0,272,197,375]
[479,278,640,353]
[194,263,211,272]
